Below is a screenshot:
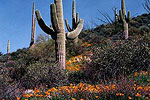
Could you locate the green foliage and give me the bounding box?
[139,25,150,34]
[0,76,7,97]
[66,39,83,58]
[131,71,150,85]
[85,33,150,82]
[90,13,150,38]
[10,34,55,67]
[30,37,55,62]
[21,61,68,89]
[68,71,90,84]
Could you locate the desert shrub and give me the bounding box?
[9,67,26,81]
[66,39,83,58]
[10,48,35,68]
[21,61,68,89]
[128,26,141,36]
[139,25,150,34]
[0,69,15,98]
[10,34,55,67]
[85,33,150,82]
[0,76,7,97]
[136,18,143,23]
[68,71,90,84]
[29,39,55,62]
[10,48,29,61]
[79,31,105,44]
[0,52,3,56]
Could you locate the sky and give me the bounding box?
[0,0,146,54]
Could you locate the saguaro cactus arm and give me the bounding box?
[67,19,84,39]
[114,8,119,22]
[65,0,83,41]
[76,12,79,23]
[119,10,123,22]
[126,11,131,22]
[50,3,60,32]
[35,10,55,35]
[121,0,126,16]
[65,19,72,32]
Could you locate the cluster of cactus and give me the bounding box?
[65,0,81,46]
[35,0,84,69]
[29,2,36,48]
[115,0,131,39]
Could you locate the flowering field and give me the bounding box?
[13,71,150,100]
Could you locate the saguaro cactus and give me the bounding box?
[118,0,131,39]
[35,0,83,69]
[7,40,10,61]
[7,40,10,54]
[114,8,119,30]
[65,0,82,46]
[30,2,36,48]
[114,8,118,23]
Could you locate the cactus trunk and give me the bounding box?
[73,37,78,46]
[123,21,128,39]
[30,2,36,48]
[7,40,10,61]
[56,36,65,69]
[36,0,66,69]
[54,0,66,69]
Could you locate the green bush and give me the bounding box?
[21,61,68,89]
[128,26,141,36]
[68,71,91,84]
[0,76,7,97]
[139,25,150,34]
[85,33,150,82]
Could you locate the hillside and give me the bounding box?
[0,13,150,99]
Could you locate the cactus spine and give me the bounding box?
[35,0,84,69]
[118,0,131,39]
[65,0,82,46]
[30,2,36,48]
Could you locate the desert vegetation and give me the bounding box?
[0,0,150,100]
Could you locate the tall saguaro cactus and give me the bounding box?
[7,40,10,54]
[114,8,118,30]
[114,8,118,23]
[118,0,131,39]
[7,40,10,61]
[65,0,82,46]
[30,2,36,48]
[35,0,83,69]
